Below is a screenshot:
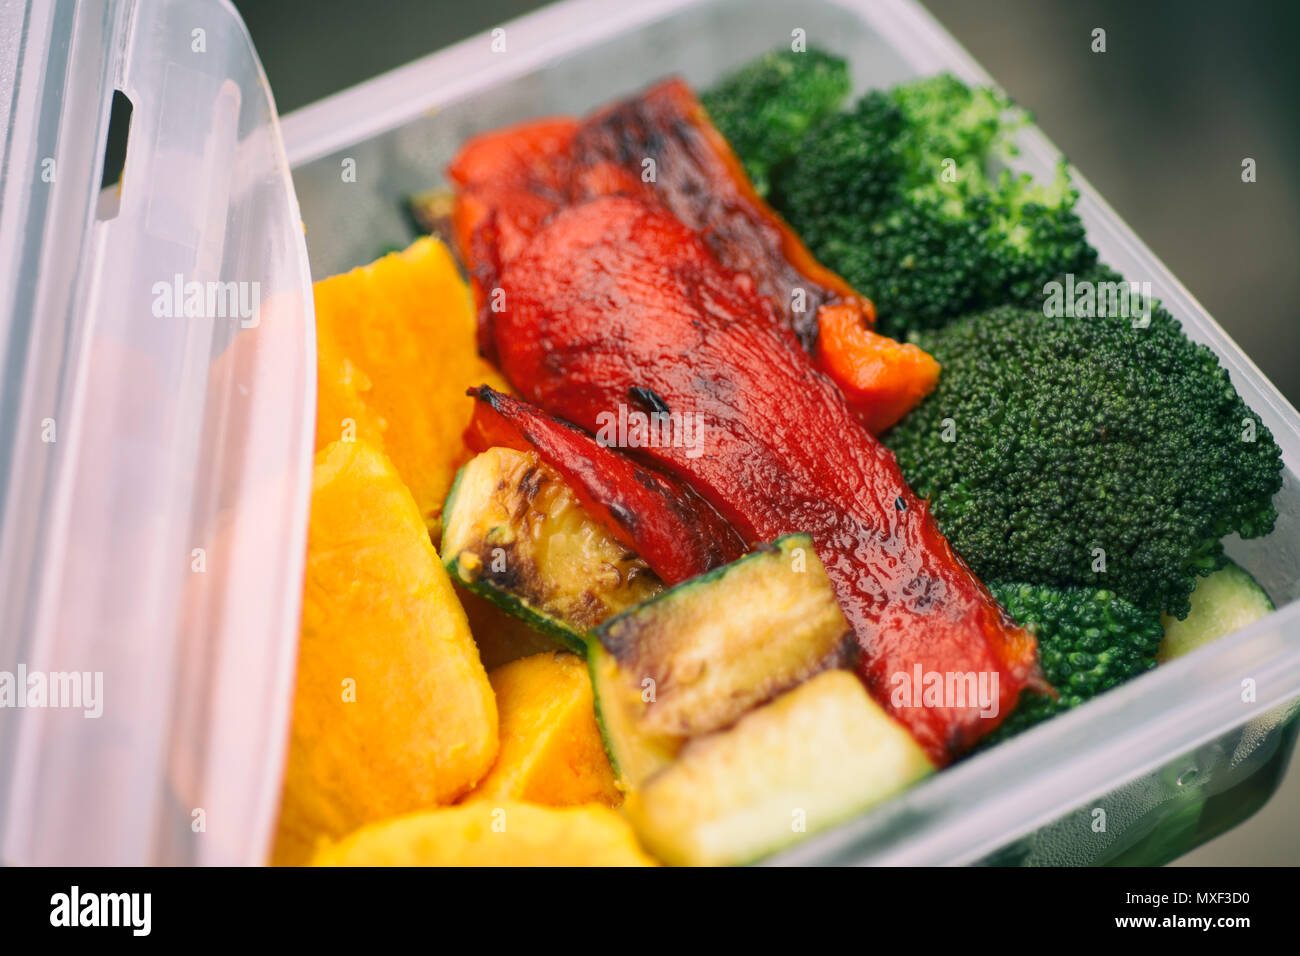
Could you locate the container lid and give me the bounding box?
[0,0,314,864]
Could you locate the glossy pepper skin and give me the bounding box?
[488,196,1044,764]
[447,80,936,431]
[816,303,940,434]
[569,77,866,350]
[448,117,579,362]
[464,385,746,585]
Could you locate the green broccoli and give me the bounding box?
[700,47,850,198]
[883,302,1284,618]
[767,73,1096,337]
[981,169,1098,309]
[983,583,1164,743]
[887,74,1020,208]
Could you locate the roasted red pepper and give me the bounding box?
[465,385,746,585]
[816,303,941,434]
[487,195,1044,763]
[448,117,579,361]
[447,80,936,430]
[569,78,865,350]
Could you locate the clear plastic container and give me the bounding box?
[2,0,1297,866]
[0,0,314,865]
[274,0,1300,866]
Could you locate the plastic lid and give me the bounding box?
[0,0,314,864]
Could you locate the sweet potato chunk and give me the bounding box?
[310,802,655,866]
[312,237,510,537]
[272,441,497,865]
[465,652,620,807]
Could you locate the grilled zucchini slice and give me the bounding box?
[442,446,663,653]
[588,641,684,791]
[593,534,853,738]
[623,670,934,866]
[1158,559,1274,662]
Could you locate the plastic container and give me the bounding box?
[2,0,1296,865]
[0,0,314,865]
[249,0,1300,865]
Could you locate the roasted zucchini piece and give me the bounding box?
[1158,560,1274,662]
[593,534,853,738]
[442,446,663,653]
[623,670,935,866]
[588,641,684,791]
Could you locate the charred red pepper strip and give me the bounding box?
[465,385,746,585]
[447,83,937,431]
[448,83,869,352]
[568,77,867,350]
[448,117,579,360]
[816,303,941,434]
[447,117,577,273]
[570,79,942,431]
[489,196,1044,763]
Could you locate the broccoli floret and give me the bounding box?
[889,74,1020,200]
[981,169,1097,309]
[701,48,850,198]
[811,194,992,331]
[771,92,906,241]
[984,583,1164,742]
[883,303,1284,617]
[770,73,1097,337]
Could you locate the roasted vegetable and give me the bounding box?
[884,302,1285,617]
[312,237,509,536]
[450,82,859,350]
[442,445,664,653]
[463,651,620,807]
[449,79,937,431]
[700,46,851,198]
[273,441,497,866]
[1158,561,1274,662]
[767,73,1096,337]
[588,642,684,790]
[593,534,852,738]
[485,195,1043,764]
[465,385,746,586]
[981,583,1164,743]
[448,117,580,362]
[569,77,867,351]
[623,670,934,866]
[815,301,940,433]
[311,802,656,867]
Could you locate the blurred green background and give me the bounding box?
[230,0,1300,865]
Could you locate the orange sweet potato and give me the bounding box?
[310,802,655,867]
[272,440,497,865]
[464,651,621,807]
[312,237,510,537]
